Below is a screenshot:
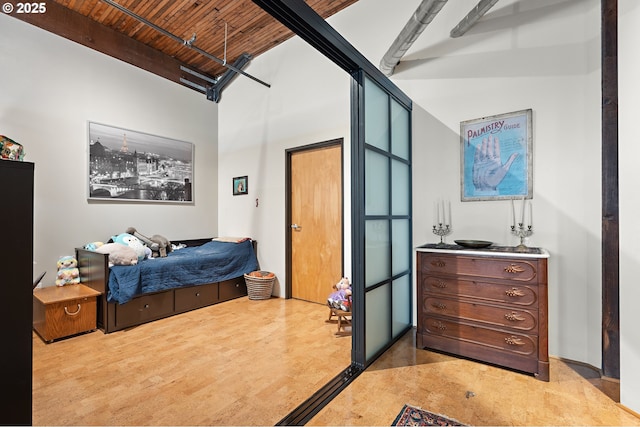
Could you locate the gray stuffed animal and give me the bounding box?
[126,227,172,258]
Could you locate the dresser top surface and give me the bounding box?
[416,243,549,259]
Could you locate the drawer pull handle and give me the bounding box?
[196,292,201,297]
[505,336,525,346]
[430,260,446,268]
[64,304,81,316]
[431,302,447,310]
[505,288,525,297]
[432,280,447,288]
[144,304,150,309]
[505,312,525,322]
[432,321,447,331]
[504,264,525,274]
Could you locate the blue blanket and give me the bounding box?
[107,239,259,304]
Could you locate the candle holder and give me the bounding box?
[433,224,452,246]
[511,223,533,251]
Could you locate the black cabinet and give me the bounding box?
[0,160,34,425]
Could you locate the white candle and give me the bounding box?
[521,197,525,225]
[448,200,452,227]
[433,202,437,227]
[436,200,441,224]
[441,200,445,225]
[529,201,533,227]
[511,199,515,227]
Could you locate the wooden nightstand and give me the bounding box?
[33,284,101,343]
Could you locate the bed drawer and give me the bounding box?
[219,277,247,302]
[114,292,174,329]
[175,283,218,312]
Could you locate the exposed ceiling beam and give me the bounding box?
[10,1,215,94]
[450,0,500,38]
[379,0,448,77]
[100,0,270,89]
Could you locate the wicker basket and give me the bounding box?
[244,271,275,300]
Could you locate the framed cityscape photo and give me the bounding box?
[87,122,194,203]
[460,109,533,201]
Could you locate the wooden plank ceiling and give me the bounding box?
[12,0,359,98]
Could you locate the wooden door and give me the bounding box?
[290,144,342,304]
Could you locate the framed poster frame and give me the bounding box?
[87,122,194,203]
[460,109,533,201]
[233,175,248,195]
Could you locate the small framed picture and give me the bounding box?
[233,176,248,195]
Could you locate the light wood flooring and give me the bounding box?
[33,297,640,426]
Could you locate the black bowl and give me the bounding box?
[454,240,493,248]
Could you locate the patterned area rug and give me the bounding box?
[392,404,467,426]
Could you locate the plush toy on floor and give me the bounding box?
[55,255,80,287]
[327,276,352,312]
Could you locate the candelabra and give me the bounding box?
[432,223,452,246]
[511,223,533,251]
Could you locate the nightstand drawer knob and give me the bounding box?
[64,304,81,316]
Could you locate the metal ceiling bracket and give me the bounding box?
[100,0,270,88]
[207,53,252,103]
[378,0,449,76]
[450,0,500,38]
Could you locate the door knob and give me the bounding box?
[291,223,302,230]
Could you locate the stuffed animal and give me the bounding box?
[125,227,172,258]
[0,135,25,161]
[95,243,139,266]
[111,233,148,262]
[327,277,352,311]
[55,255,80,287]
[84,241,104,251]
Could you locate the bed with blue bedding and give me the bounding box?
[76,238,259,333]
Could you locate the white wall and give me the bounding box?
[618,0,640,414]
[388,0,603,367]
[219,0,604,370]
[0,15,219,286]
[217,37,351,297]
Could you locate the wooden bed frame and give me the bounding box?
[76,238,256,334]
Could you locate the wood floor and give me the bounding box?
[33,297,639,426]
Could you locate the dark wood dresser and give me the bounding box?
[416,244,549,381]
[1,160,34,424]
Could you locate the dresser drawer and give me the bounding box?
[219,277,247,301]
[421,276,538,307]
[420,315,538,357]
[423,297,538,332]
[114,291,174,329]
[175,283,218,312]
[422,255,539,283]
